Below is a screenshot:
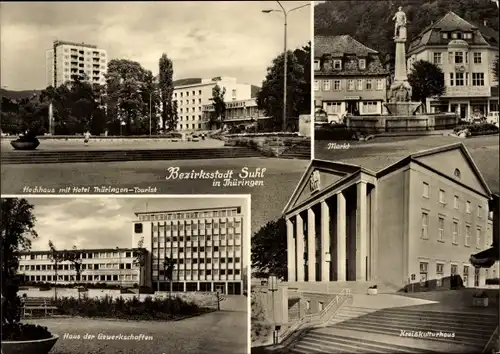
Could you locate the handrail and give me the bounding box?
[482,325,499,354]
[277,288,352,344]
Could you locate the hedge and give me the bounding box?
[315,124,356,141]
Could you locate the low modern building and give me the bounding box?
[314,35,389,122]
[283,143,497,291]
[173,77,256,131]
[132,205,247,295]
[201,97,269,129]
[18,247,149,288]
[407,12,499,118]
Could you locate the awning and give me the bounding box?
[470,246,499,268]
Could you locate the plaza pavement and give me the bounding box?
[25,296,248,354]
[315,134,500,194]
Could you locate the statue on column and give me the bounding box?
[392,6,407,40]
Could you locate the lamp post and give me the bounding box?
[263,1,311,132]
[268,275,279,344]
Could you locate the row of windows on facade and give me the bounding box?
[152,245,241,256]
[151,234,242,245]
[62,47,106,56]
[422,180,487,218]
[174,89,237,98]
[138,209,241,221]
[150,220,241,231]
[441,31,474,40]
[323,101,380,115]
[61,59,106,66]
[20,262,137,271]
[151,257,241,265]
[62,65,106,71]
[25,274,137,282]
[154,268,240,277]
[179,101,203,109]
[314,78,385,92]
[421,212,491,248]
[431,51,485,65]
[19,251,138,261]
[448,72,485,87]
[61,54,106,62]
[178,123,203,130]
[419,262,494,288]
[314,58,368,71]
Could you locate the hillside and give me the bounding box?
[314,0,499,60]
[1,88,41,101]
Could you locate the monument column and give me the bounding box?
[286,218,296,282]
[336,192,347,281]
[356,182,368,281]
[307,208,316,282]
[320,201,330,282]
[296,214,305,282]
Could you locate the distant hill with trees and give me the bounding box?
[315,0,499,62]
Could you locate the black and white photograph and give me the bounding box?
[0,1,312,196]
[1,195,250,354]
[250,0,499,353]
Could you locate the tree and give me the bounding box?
[209,84,226,129]
[256,45,310,131]
[408,60,445,112]
[251,216,287,280]
[1,198,38,326]
[162,257,175,297]
[159,54,175,131]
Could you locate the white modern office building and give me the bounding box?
[46,40,108,88]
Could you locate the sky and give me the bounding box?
[0,1,311,91]
[25,196,250,262]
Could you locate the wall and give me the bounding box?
[346,114,457,133]
[315,76,387,102]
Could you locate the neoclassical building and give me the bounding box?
[283,143,496,291]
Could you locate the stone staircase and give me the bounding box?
[280,140,311,160]
[0,147,262,164]
[289,305,498,353]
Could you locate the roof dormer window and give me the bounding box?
[464,32,473,39]
[314,60,320,71]
[333,60,342,70]
[359,58,366,70]
[442,32,448,39]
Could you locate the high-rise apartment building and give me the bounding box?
[46,40,107,88]
[132,205,247,295]
[173,77,253,131]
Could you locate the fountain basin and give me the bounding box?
[384,102,422,116]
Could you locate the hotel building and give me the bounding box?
[314,35,389,122]
[173,77,254,131]
[18,248,148,288]
[407,12,499,118]
[46,40,108,88]
[201,97,269,129]
[283,143,497,291]
[132,205,247,295]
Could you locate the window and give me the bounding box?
[455,52,463,64]
[359,59,366,69]
[365,79,373,90]
[433,52,442,64]
[465,224,471,246]
[356,79,363,91]
[473,52,482,64]
[439,189,445,204]
[452,221,459,244]
[472,73,484,86]
[436,263,444,287]
[454,195,459,209]
[376,79,384,90]
[421,212,429,239]
[455,73,464,86]
[452,33,458,39]
[466,201,471,214]
[449,73,454,86]
[477,205,482,218]
[333,60,342,69]
[463,266,469,286]
[314,60,320,70]
[442,32,448,39]
[438,217,444,241]
[454,168,461,179]
[419,262,428,287]
[314,80,319,91]
[362,101,377,114]
[333,80,341,91]
[324,102,342,114]
[322,80,331,91]
[423,182,429,198]
[476,228,481,248]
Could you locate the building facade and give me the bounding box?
[132,206,246,295]
[173,77,253,131]
[18,248,148,288]
[201,98,269,129]
[314,35,389,122]
[407,12,499,118]
[46,40,107,88]
[283,143,497,291]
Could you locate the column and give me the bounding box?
[356,182,368,281]
[224,281,228,295]
[296,214,305,282]
[209,282,213,292]
[196,281,200,291]
[336,192,347,281]
[286,218,296,282]
[307,208,316,282]
[321,201,330,282]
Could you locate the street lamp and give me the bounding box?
[263,1,311,132]
[268,275,279,344]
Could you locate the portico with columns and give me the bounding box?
[283,160,378,284]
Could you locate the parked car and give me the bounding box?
[486,111,499,125]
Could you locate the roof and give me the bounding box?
[409,11,499,54]
[314,35,378,58]
[173,78,202,87]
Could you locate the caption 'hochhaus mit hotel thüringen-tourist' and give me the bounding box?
[283,143,498,292]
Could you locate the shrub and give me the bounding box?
[315,124,356,141]
[38,284,51,291]
[453,123,499,136]
[1,323,53,341]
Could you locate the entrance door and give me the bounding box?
[460,105,467,119]
[346,101,357,115]
[215,284,225,294]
